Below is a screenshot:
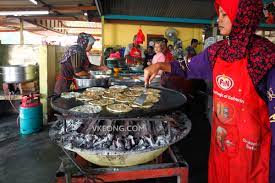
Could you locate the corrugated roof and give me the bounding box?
[103,0,216,20]
[63,21,101,28]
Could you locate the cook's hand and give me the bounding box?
[144,63,161,86]
[144,63,171,85]
[75,70,89,77]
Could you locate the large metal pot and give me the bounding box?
[0,65,37,83]
[74,75,110,89]
[24,65,38,81]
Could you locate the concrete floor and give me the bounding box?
[0,93,211,183]
[0,114,63,183]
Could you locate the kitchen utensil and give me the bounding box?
[133,84,148,106]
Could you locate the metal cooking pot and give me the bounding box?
[0,65,38,83]
[74,75,110,89]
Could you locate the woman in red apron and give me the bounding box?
[54,33,108,95]
[124,35,144,65]
[144,0,275,182]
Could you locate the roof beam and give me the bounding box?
[0,6,97,12]
[24,19,66,35]
[104,15,214,25]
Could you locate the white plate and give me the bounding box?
[109,85,128,89]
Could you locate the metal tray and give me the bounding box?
[51,87,187,118]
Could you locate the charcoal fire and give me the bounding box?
[49,112,190,153]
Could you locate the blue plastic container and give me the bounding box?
[19,104,43,135]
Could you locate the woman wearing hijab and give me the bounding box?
[144,0,275,182]
[54,32,108,95]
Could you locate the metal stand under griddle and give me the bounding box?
[56,146,188,183]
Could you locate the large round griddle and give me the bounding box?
[51,87,187,118]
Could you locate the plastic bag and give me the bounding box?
[136,28,145,44]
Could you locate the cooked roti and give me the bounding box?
[86,87,105,92]
[150,93,161,98]
[77,94,101,101]
[131,102,154,109]
[124,90,142,97]
[102,92,123,99]
[106,104,132,113]
[129,86,144,92]
[69,105,102,114]
[104,88,125,93]
[88,99,114,106]
[61,92,81,98]
[145,88,161,94]
[115,95,136,103]
[145,95,159,103]
[85,87,105,95]
[82,91,102,100]
[83,91,103,97]
[76,95,92,101]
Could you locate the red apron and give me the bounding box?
[209,57,271,183]
[127,47,142,65]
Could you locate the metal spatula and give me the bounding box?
[134,85,148,106]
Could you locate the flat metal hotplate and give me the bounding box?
[51,87,187,118]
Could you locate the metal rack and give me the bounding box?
[56,146,188,183]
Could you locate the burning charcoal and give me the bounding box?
[93,136,109,148]
[132,138,147,150]
[92,135,99,144]
[115,137,125,150]
[155,135,169,146]
[86,142,93,149]
[110,140,116,150]
[105,134,114,147]
[85,134,93,142]
[133,145,146,151]
[107,133,114,141]
[134,121,151,138]
[83,119,98,134]
[127,135,135,146]
[124,138,131,150]
[96,119,113,136]
[152,120,166,137]
[144,135,156,147]
[120,120,130,137]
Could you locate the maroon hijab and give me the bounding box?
[208,0,275,86]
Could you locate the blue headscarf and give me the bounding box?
[60,33,92,63]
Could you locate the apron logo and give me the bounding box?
[216,75,234,91]
[215,102,235,124]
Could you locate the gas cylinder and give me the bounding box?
[19,94,43,134]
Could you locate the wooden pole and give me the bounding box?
[20,18,24,45]
[101,15,105,66]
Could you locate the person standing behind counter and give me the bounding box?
[54,32,108,95]
[144,0,275,182]
[143,46,155,69]
[186,39,199,59]
[151,42,166,65]
[160,38,174,62]
[124,35,145,65]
